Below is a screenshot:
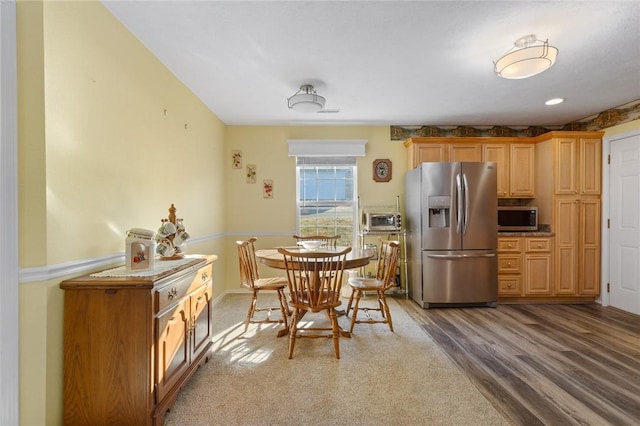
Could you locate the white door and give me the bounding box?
[609,133,640,314]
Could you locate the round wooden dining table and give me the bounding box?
[255,246,372,271]
[255,246,372,338]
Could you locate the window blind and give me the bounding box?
[296,156,356,166]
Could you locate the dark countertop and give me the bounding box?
[498,231,554,237]
[498,224,554,237]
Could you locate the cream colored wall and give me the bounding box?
[17,1,225,424]
[224,125,407,291]
[42,1,225,263]
[18,0,47,268]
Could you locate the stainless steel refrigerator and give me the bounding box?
[405,162,498,308]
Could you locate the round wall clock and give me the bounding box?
[373,159,392,182]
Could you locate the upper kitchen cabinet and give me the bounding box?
[534,131,604,207]
[449,143,482,162]
[483,143,535,199]
[404,139,448,168]
[553,136,602,195]
[482,144,509,198]
[509,143,536,198]
[405,138,488,167]
[405,138,534,198]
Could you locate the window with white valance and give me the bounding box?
[287,140,367,245]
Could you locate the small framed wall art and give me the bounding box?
[232,150,242,169]
[246,164,256,183]
[373,159,392,182]
[263,179,273,198]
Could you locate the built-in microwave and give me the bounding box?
[497,206,538,231]
[362,212,402,232]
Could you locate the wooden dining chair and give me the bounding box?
[345,240,400,333]
[292,234,339,248]
[277,246,351,359]
[236,238,290,334]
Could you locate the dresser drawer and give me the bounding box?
[156,263,213,313]
[498,238,522,253]
[498,254,522,274]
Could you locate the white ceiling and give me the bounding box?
[102,1,640,127]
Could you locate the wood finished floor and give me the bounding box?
[396,300,640,426]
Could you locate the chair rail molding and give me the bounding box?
[19,232,222,283]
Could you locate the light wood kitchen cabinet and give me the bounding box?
[533,131,603,299]
[483,144,509,198]
[405,140,448,168]
[555,198,601,295]
[405,138,534,198]
[405,137,503,168]
[554,198,578,294]
[450,143,482,162]
[579,199,601,294]
[483,142,535,198]
[498,237,523,296]
[60,255,217,426]
[554,136,602,195]
[509,143,535,198]
[523,237,553,295]
[498,236,553,297]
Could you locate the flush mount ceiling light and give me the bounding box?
[494,35,558,79]
[287,84,326,112]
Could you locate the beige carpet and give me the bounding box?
[164,293,511,426]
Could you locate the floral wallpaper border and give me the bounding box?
[390,99,640,140]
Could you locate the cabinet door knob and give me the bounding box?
[507,262,512,267]
[507,244,512,248]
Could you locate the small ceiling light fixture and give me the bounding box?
[287,84,326,112]
[545,98,564,106]
[494,34,558,79]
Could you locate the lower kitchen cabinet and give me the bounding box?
[523,238,553,295]
[555,198,601,296]
[498,272,523,296]
[498,236,553,299]
[60,255,217,426]
[498,237,523,296]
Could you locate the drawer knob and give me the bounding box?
[167,287,178,300]
[507,244,512,248]
[507,262,512,267]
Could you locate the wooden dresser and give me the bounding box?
[60,254,217,426]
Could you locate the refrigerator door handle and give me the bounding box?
[455,173,463,234]
[462,173,469,235]
[426,253,496,259]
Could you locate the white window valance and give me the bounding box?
[287,139,367,157]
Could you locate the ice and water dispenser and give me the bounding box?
[427,196,450,228]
